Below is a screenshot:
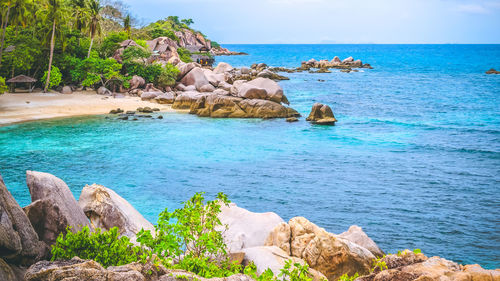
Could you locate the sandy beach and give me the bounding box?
[0,91,175,126]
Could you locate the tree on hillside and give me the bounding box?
[38,0,68,92]
[86,0,102,58]
[0,0,14,66]
[181,18,193,27]
[123,13,130,39]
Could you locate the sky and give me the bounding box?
[124,0,500,44]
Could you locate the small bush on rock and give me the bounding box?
[0,77,7,94]
[51,226,145,268]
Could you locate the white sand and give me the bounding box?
[0,91,174,126]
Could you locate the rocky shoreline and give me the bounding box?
[1,171,499,281]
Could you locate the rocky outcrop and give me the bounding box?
[129,76,146,90]
[172,91,207,109]
[265,217,375,280]
[242,246,327,281]
[78,184,154,239]
[180,67,211,91]
[140,91,162,101]
[25,257,254,281]
[217,203,285,253]
[213,62,234,74]
[357,250,500,281]
[0,174,47,265]
[154,92,176,104]
[339,225,384,257]
[306,103,337,125]
[190,95,299,119]
[299,57,371,70]
[24,171,91,246]
[486,68,500,74]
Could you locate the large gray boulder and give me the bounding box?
[129,76,145,90]
[0,174,46,265]
[213,62,233,74]
[178,62,198,79]
[140,91,161,101]
[246,78,284,104]
[339,225,384,257]
[61,86,72,95]
[24,171,91,246]
[154,92,175,104]
[237,83,268,100]
[78,184,154,238]
[180,67,210,91]
[0,259,16,281]
[238,99,299,119]
[242,246,326,281]
[202,69,225,87]
[172,91,206,109]
[97,87,111,96]
[217,203,284,253]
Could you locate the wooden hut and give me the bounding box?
[7,75,37,93]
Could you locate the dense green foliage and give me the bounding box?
[177,47,193,63]
[157,63,180,89]
[211,41,221,49]
[41,66,62,89]
[0,0,210,91]
[51,226,145,268]
[0,77,7,94]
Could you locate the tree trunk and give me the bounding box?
[0,5,12,67]
[87,35,94,58]
[44,19,56,93]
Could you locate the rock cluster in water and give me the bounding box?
[1,171,499,280]
[486,68,500,74]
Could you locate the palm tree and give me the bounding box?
[86,0,102,58]
[0,0,14,67]
[39,0,67,92]
[71,0,87,32]
[123,14,130,39]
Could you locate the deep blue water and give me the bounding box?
[1,45,499,269]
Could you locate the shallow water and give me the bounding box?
[1,45,499,268]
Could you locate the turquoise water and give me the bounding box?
[1,45,499,268]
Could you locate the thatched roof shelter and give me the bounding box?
[7,75,37,93]
[7,75,37,83]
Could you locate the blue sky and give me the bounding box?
[125,0,500,44]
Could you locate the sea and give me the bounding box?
[0,44,499,269]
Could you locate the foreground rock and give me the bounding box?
[357,250,500,281]
[339,225,384,257]
[265,217,375,280]
[0,174,47,265]
[78,184,155,239]
[218,203,285,253]
[25,257,255,281]
[306,103,337,125]
[24,171,91,246]
[242,246,327,281]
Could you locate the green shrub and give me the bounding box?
[156,63,180,89]
[51,226,146,268]
[124,62,163,84]
[122,46,151,62]
[244,260,319,281]
[0,77,7,94]
[211,41,221,49]
[177,47,192,63]
[42,66,63,89]
[149,27,179,41]
[99,32,128,58]
[136,39,149,49]
[137,192,234,277]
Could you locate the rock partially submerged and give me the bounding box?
[24,171,91,246]
[486,68,500,74]
[306,103,337,125]
[78,184,155,239]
